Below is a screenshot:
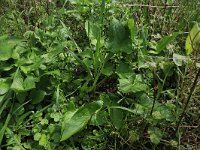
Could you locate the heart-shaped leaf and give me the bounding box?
[61,101,103,141]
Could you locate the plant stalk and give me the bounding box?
[175,68,200,133]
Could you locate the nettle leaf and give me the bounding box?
[148,127,163,144]
[61,101,103,141]
[152,105,175,121]
[108,18,132,53]
[30,90,46,104]
[156,32,179,54]
[0,78,11,95]
[185,22,200,55]
[0,35,20,61]
[118,75,146,93]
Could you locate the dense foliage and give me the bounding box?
[0,0,200,149]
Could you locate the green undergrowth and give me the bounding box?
[0,0,200,149]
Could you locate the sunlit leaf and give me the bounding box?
[39,134,48,147]
[0,78,10,95]
[85,20,104,46]
[0,35,20,61]
[23,76,38,91]
[173,53,188,66]
[10,71,24,92]
[185,22,200,55]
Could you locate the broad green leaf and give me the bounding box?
[61,101,103,141]
[61,108,90,141]
[118,78,134,93]
[19,52,43,74]
[134,104,147,115]
[87,100,103,113]
[11,73,37,92]
[148,127,163,144]
[108,18,132,53]
[90,110,108,126]
[111,108,123,129]
[185,22,200,55]
[85,20,104,46]
[118,75,146,93]
[0,35,19,61]
[0,78,10,95]
[10,71,24,92]
[110,102,124,130]
[30,90,46,104]
[156,32,179,54]
[116,62,132,78]
[23,76,38,91]
[102,63,114,76]
[153,105,175,122]
[16,92,27,103]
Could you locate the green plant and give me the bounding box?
[0,0,200,149]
